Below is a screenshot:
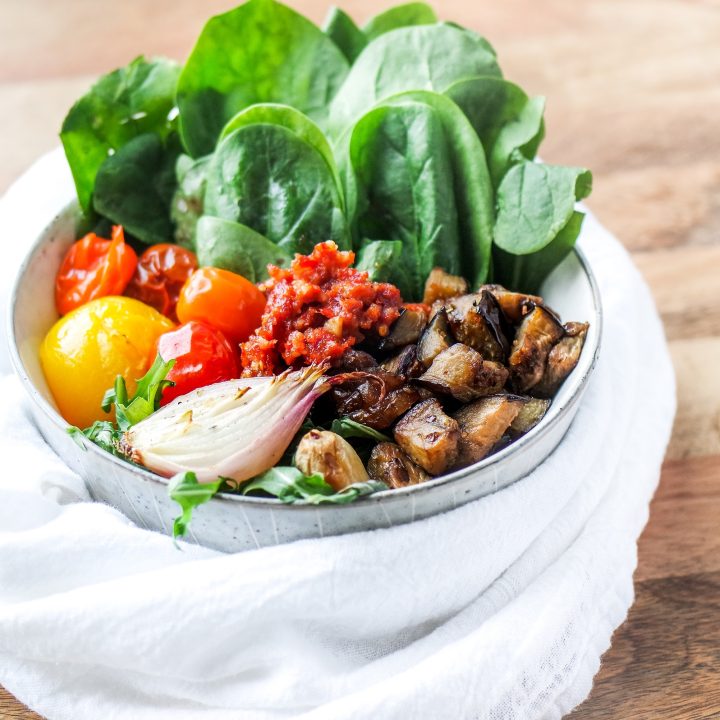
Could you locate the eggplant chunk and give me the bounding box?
[367,442,430,489]
[418,343,509,402]
[416,308,453,368]
[508,306,565,392]
[480,284,544,325]
[508,397,551,437]
[332,348,378,373]
[446,292,509,361]
[453,395,525,468]
[423,267,468,306]
[379,305,428,351]
[381,344,425,379]
[349,385,427,430]
[393,398,460,475]
[532,322,589,398]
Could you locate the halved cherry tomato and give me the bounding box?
[55,226,138,315]
[156,321,240,405]
[176,267,266,343]
[125,244,198,321]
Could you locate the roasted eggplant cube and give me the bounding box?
[331,348,378,373]
[508,306,565,392]
[379,306,428,351]
[367,442,431,488]
[508,397,551,437]
[418,343,508,403]
[393,398,460,475]
[480,284,543,325]
[446,292,508,361]
[453,395,525,468]
[533,322,589,398]
[349,385,426,430]
[381,344,425,379]
[422,267,468,306]
[417,308,453,368]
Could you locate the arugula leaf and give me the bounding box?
[67,421,124,456]
[168,471,224,539]
[61,56,180,212]
[103,354,175,432]
[171,154,210,250]
[330,417,391,442]
[176,0,349,156]
[362,2,437,41]
[322,7,367,63]
[195,216,292,282]
[93,132,181,245]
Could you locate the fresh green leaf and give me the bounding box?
[322,7,367,62]
[171,154,210,249]
[330,417,391,442]
[61,56,181,212]
[204,124,350,254]
[67,421,125,457]
[328,23,501,136]
[92,132,181,245]
[494,162,592,255]
[176,0,349,157]
[195,216,292,281]
[168,471,224,539]
[354,239,414,298]
[362,2,437,41]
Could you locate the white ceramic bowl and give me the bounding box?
[8,202,602,551]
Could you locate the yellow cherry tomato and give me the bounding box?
[40,296,175,428]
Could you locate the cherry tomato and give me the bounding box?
[176,267,266,343]
[156,321,240,405]
[55,226,138,315]
[125,244,198,321]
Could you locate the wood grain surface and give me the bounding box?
[1,0,718,717]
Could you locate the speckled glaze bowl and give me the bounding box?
[8,202,602,552]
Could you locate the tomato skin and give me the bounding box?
[55,226,137,315]
[125,244,198,321]
[156,321,240,405]
[176,267,266,343]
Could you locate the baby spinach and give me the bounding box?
[61,56,180,212]
[354,240,413,297]
[195,216,292,281]
[322,7,367,62]
[93,132,181,245]
[362,2,437,41]
[328,23,501,136]
[176,0,349,157]
[171,154,210,249]
[204,124,349,255]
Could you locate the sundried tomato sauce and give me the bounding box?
[241,242,402,376]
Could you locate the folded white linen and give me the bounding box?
[0,149,675,720]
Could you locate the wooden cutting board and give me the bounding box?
[1,0,718,718]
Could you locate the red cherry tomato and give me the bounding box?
[125,243,198,321]
[55,226,138,315]
[176,267,266,344]
[156,321,240,405]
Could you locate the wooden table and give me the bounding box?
[1,1,718,717]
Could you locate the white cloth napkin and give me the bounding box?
[0,150,675,720]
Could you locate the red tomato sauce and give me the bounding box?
[242,242,402,376]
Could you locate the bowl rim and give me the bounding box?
[7,201,603,510]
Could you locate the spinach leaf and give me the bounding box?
[61,56,180,212]
[493,210,586,293]
[204,124,349,254]
[494,161,592,255]
[171,154,210,249]
[176,0,349,157]
[362,2,437,41]
[240,466,386,504]
[195,216,292,281]
[328,23,501,136]
[354,239,413,298]
[322,7,367,62]
[92,132,181,245]
[168,471,224,539]
[445,76,545,185]
[102,354,176,432]
[330,417,391,442]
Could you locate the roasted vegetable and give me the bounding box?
[445,292,509,361]
[332,348,378,373]
[393,398,460,475]
[480,284,543,325]
[381,344,425,379]
[453,395,525,467]
[508,397,550,437]
[416,308,453,368]
[422,267,468,305]
[418,343,508,402]
[508,305,565,392]
[379,305,428,351]
[533,322,589,397]
[295,430,369,491]
[367,442,430,488]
